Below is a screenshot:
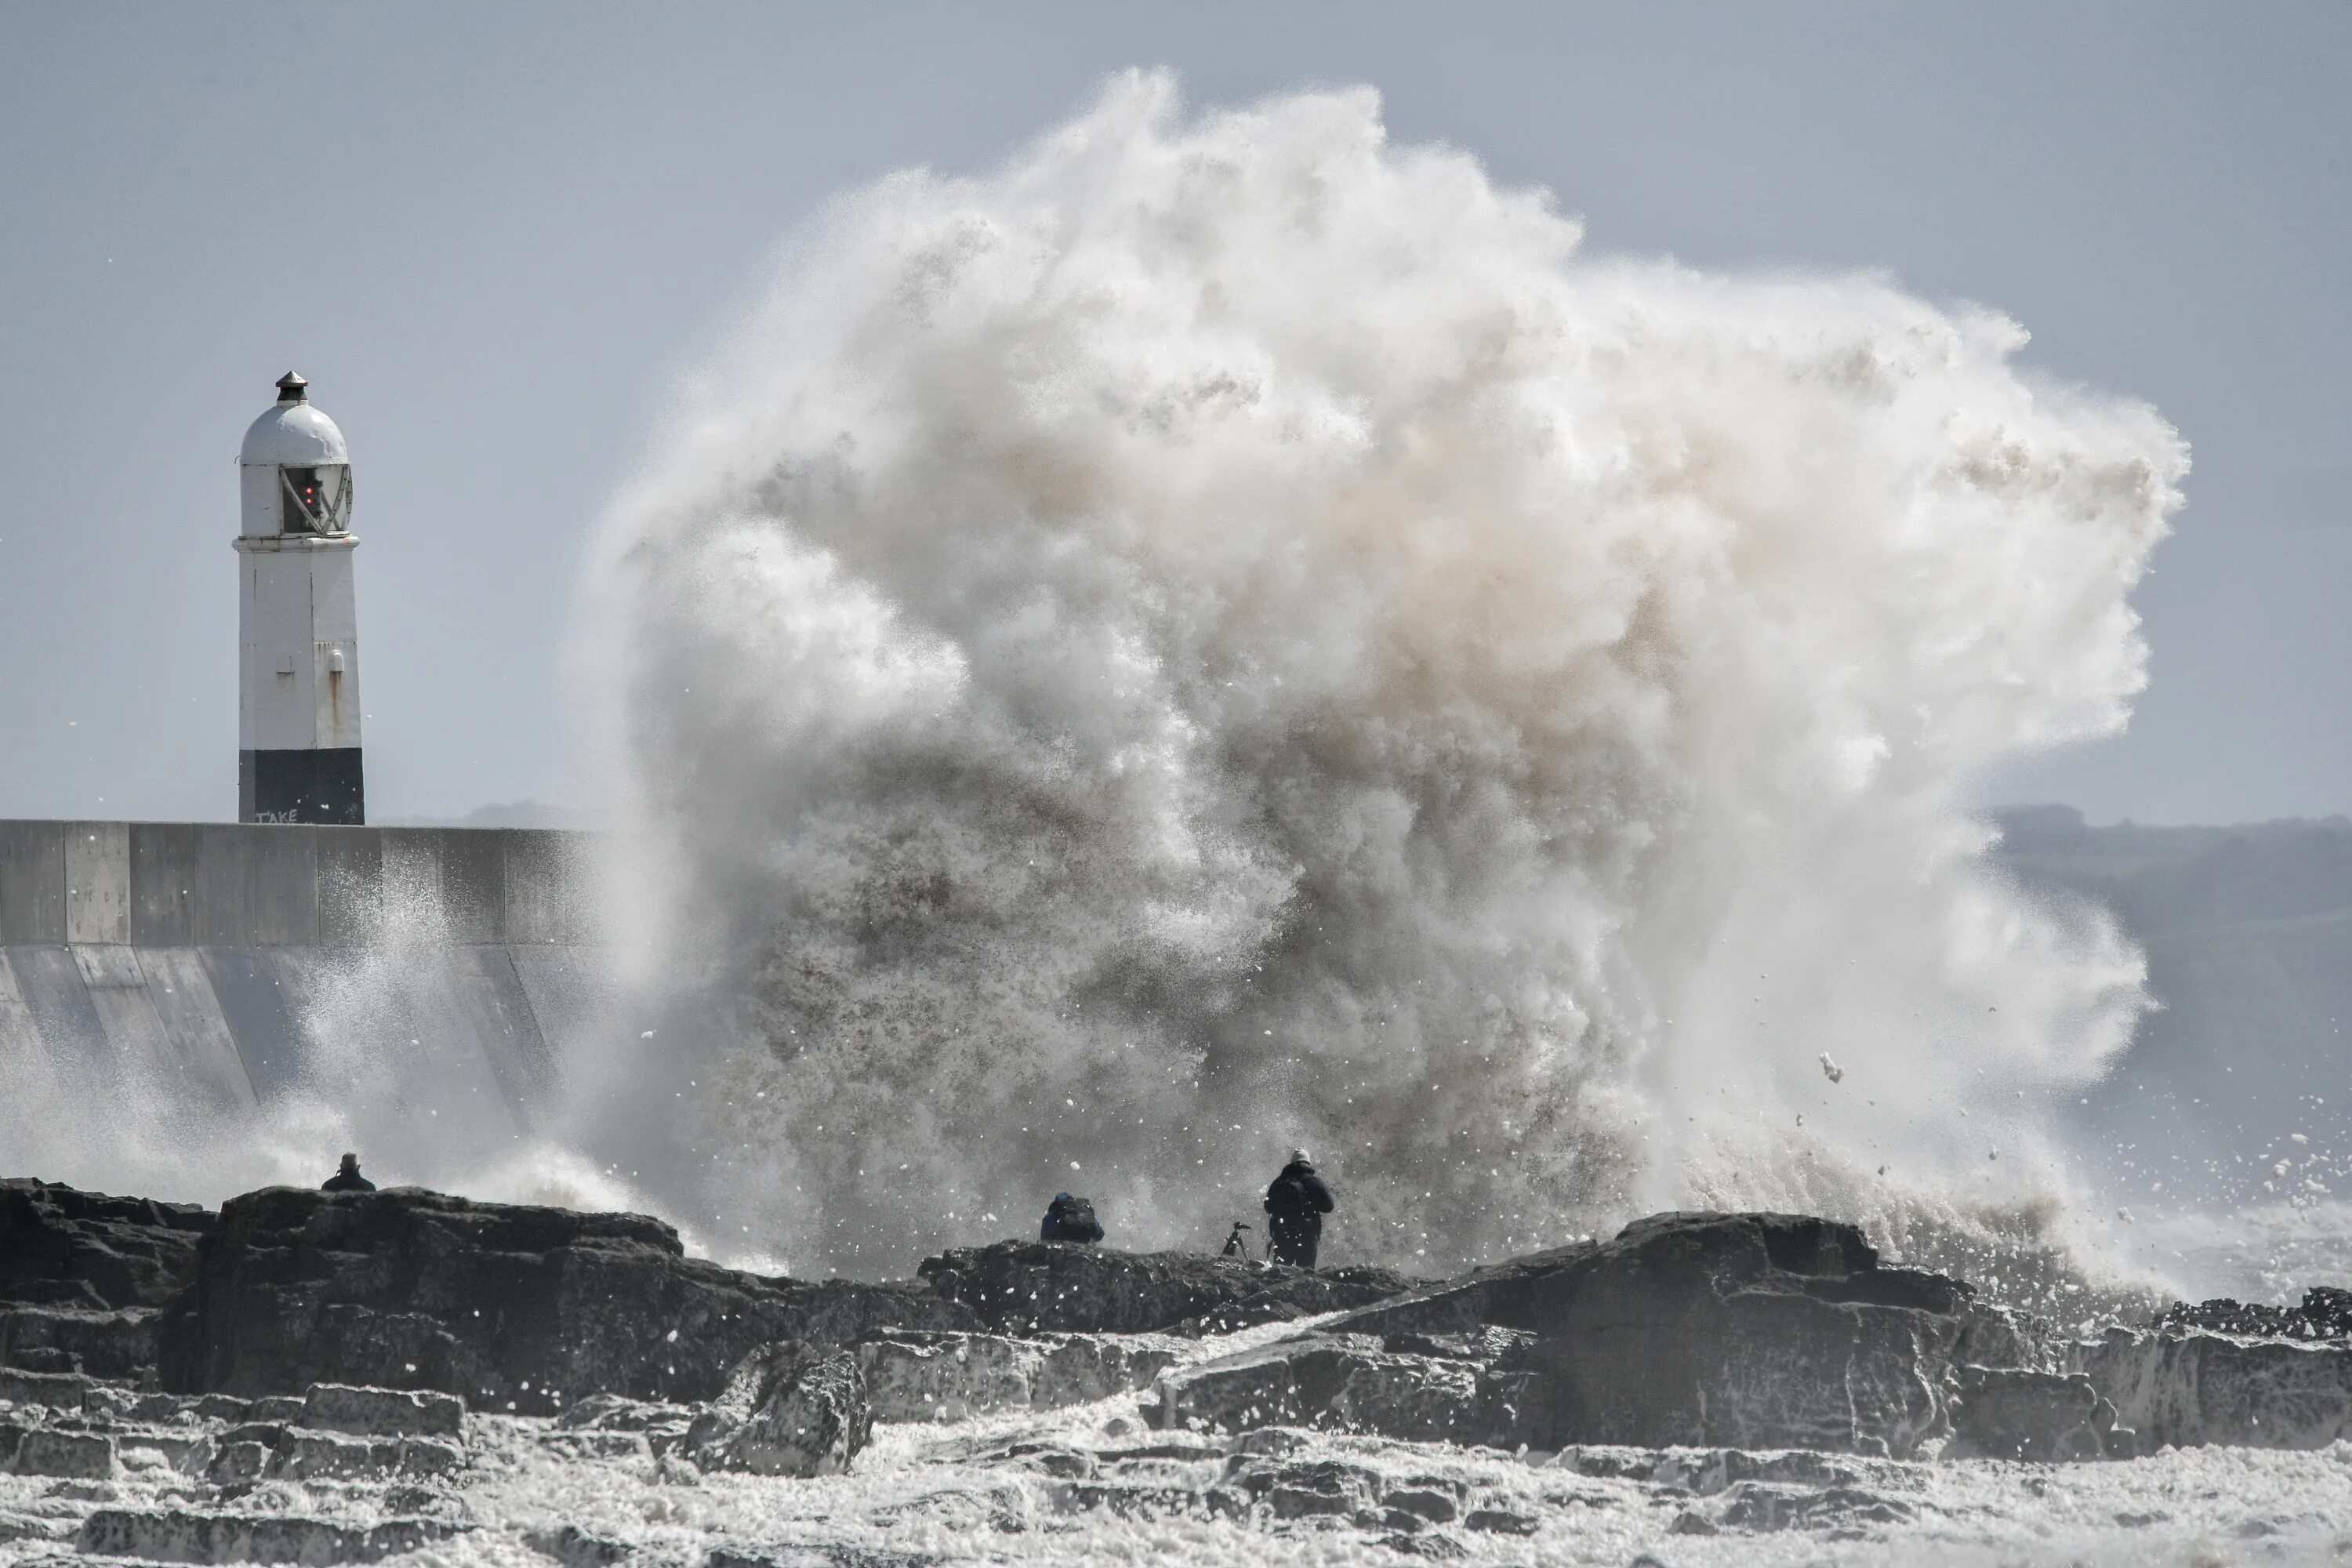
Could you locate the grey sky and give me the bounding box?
[1,3,2343,825]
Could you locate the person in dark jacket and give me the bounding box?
[1264,1149,1334,1268]
[1040,1192,1103,1244]
[321,1153,376,1192]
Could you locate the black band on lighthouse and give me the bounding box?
[239,749,365,825]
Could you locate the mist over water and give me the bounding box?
[573,73,2185,1282]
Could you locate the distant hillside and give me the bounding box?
[1992,806,2352,1203]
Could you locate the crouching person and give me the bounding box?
[1041,1191,1103,1244]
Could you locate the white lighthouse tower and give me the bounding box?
[235,372,365,824]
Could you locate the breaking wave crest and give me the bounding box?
[578,71,2183,1281]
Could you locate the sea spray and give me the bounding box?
[0,841,682,1232]
[579,72,2183,1279]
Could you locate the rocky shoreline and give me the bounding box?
[5,1175,2351,1562]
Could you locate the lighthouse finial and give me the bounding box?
[275,372,307,403]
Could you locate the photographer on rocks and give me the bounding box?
[1263,1149,1334,1269]
[321,1152,376,1192]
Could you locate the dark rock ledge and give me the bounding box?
[2,1177,215,1311]
[917,1238,1421,1335]
[154,1186,975,1414]
[1161,1211,1980,1457]
[2,1176,216,1382]
[5,1176,2350,1465]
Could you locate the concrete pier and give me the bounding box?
[0,822,606,1136]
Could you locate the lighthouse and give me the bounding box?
[235,372,365,824]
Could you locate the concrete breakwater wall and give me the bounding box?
[0,821,612,1144]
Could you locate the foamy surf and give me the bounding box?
[577,70,2183,1282]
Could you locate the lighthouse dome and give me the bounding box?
[240,373,349,466]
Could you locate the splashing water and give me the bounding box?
[0,845,681,1234]
[570,72,2183,1281]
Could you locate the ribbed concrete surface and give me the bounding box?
[0,822,607,1140]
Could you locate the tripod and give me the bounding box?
[1220,1221,1255,1261]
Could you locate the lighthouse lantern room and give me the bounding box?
[235,372,365,824]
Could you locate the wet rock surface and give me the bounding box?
[916,1240,1417,1335]
[301,1381,466,1439]
[0,1372,480,1561]
[1150,1334,1538,1447]
[1329,1210,1973,1455]
[0,1370,94,1413]
[685,1341,873,1478]
[157,1187,978,1410]
[0,1178,212,1311]
[546,1391,697,1460]
[1952,1298,2066,1372]
[927,1421,1971,1553]
[1947,1365,2129,1461]
[269,1427,465,1481]
[2079,1324,2352,1449]
[857,1330,1179,1422]
[1318,1242,1602,1340]
[524,1521,639,1565]
[2157,1285,2352,1341]
[78,1506,466,1564]
[1377,1325,1537,1363]
[0,1302,158,1380]
[13,1428,116,1479]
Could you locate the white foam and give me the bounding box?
[572,71,2184,1280]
